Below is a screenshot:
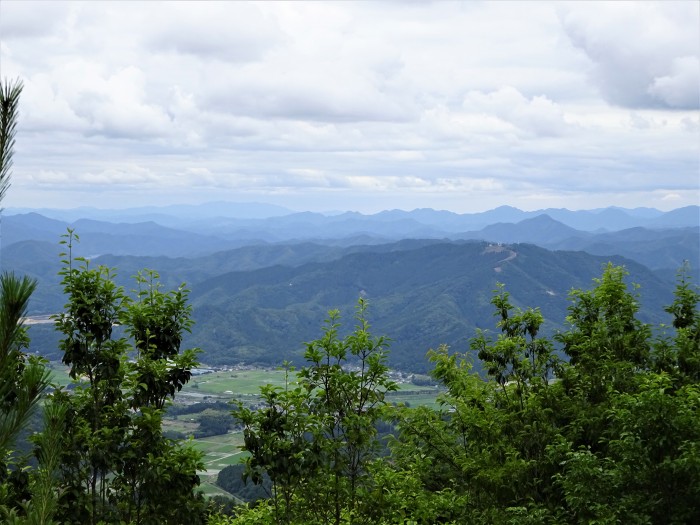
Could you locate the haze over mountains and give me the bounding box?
[4,203,698,372]
[5,203,698,256]
[8,201,697,230]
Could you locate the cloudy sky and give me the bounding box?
[1,1,698,214]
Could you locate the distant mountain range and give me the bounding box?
[6,201,294,224]
[4,203,696,372]
[3,204,697,271]
[7,202,698,232]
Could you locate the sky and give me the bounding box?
[0,1,698,214]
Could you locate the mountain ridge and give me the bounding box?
[4,206,696,273]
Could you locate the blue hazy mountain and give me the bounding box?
[3,205,696,271]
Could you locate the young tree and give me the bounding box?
[235,299,397,524]
[53,230,206,524]
[389,264,699,524]
[0,272,55,520]
[660,262,700,382]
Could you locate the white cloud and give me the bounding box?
[462,87,573,137]
[1,1,698,213]
[146,2,282,62]
[69,66,174,139]
[0,1,67,39]
[33,165,160,186]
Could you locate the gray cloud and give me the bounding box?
[0,1,67,39]
[647,56,700,109]
[146,3,282,62]
[561,2,700,110]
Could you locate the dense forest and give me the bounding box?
[2,82,699,524]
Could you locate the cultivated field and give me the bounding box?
[182,367,441,404]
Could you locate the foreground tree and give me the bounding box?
[387,264,700,524]
[0,78,22,207]
[234,300,397,524]
[0,78,66,524]
[52,230,205,525]
[0,273,59,523]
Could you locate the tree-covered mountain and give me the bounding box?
[183,241,673,371]
[6,204,694,373]
[548,226,699,272]
[5,235,682,373]
[20,239,674,371]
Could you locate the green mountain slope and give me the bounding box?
[10,238,677,372]
[187,241,673,372]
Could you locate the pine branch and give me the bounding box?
[0,78,23,207]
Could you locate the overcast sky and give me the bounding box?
[1,1,698,214]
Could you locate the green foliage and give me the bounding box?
[0,272,57,523]
[0,273,47,452]
[234,300,397,524]
[0,78,23,204]
[124,269,200,410]
[661,262,700,382]
[385,263,700,524]
[216,464,270,503]
[195,411,235,438]
[472,282,560,410]
[51,229,206,525]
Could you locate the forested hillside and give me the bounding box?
[17,238,676,372]
[186,241,673,371]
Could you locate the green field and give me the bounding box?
[194,431,248,500]
[47,363,73,387]
[188,368,290,395]
[196,432,247,473]
[184,368,440,400]
[50,364,440,403]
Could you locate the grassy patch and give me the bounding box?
[195,431,247,497]
[47,363,73,387]
[187,369,290,395]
